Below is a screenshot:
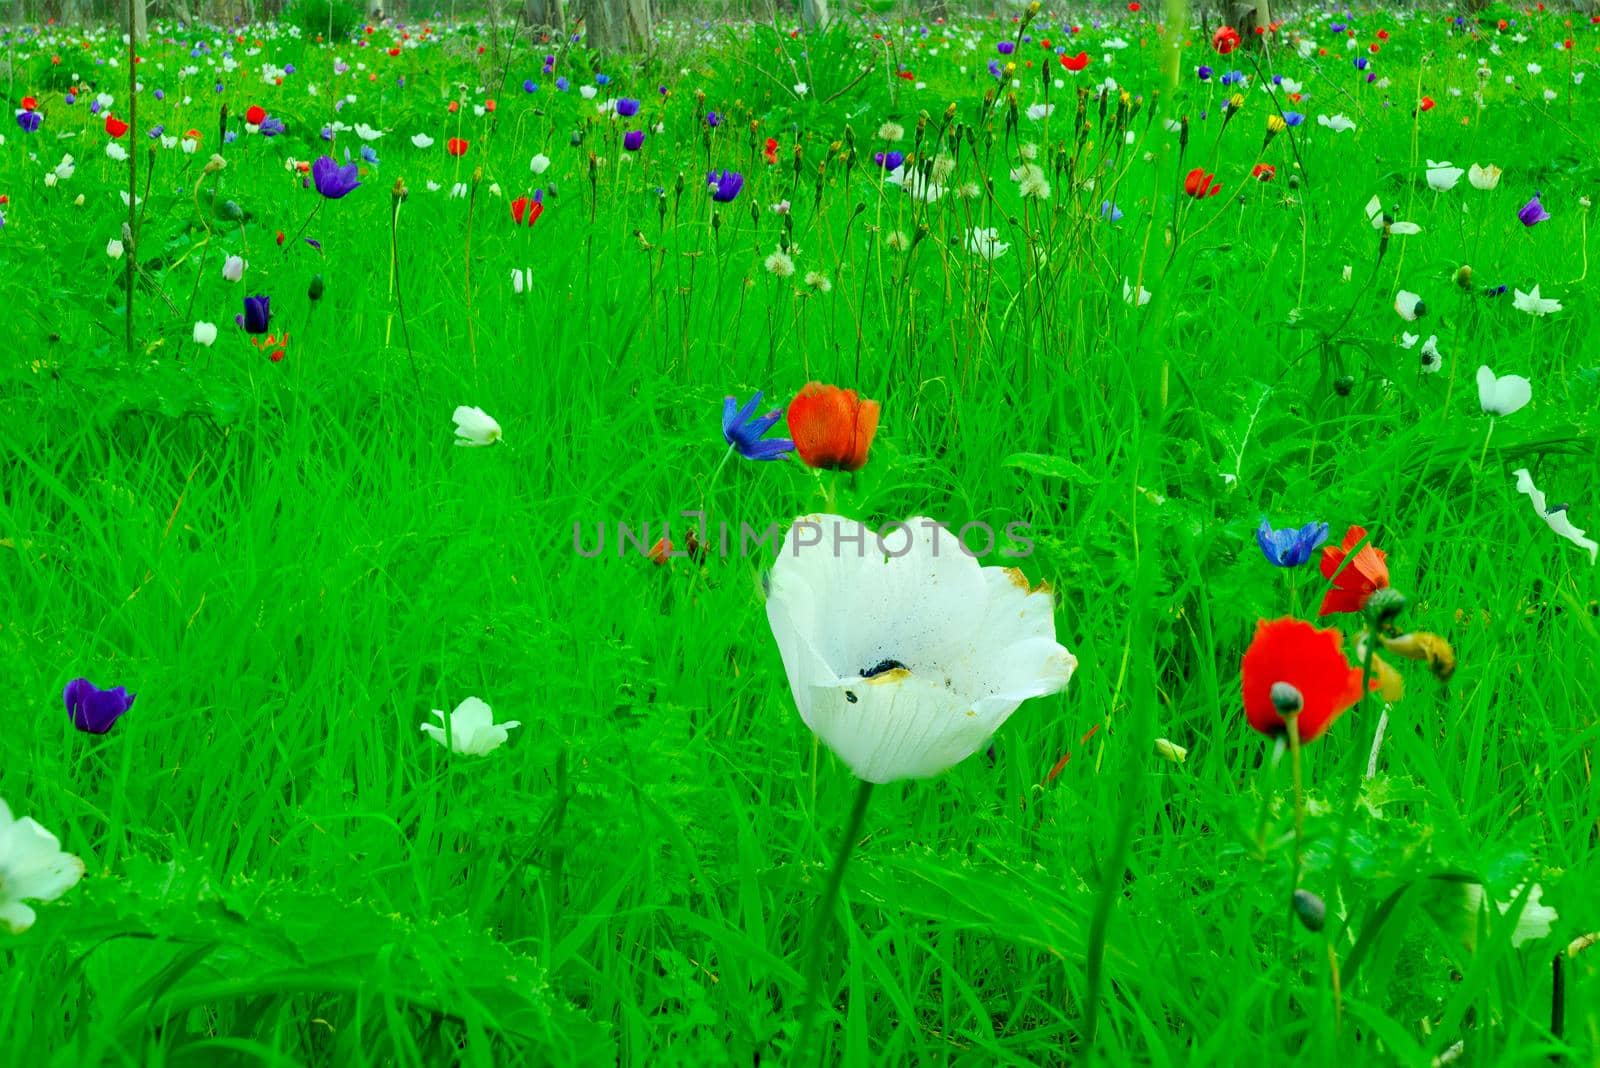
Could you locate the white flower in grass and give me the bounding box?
[579,85,598,99]
[1418,335,1443,374]
[192,321,218,347]
[1477,366,1531,416]
[353,123,383,141]
[410,132,434,148]
[1026,103,1055,121]
[1513,470,1598,563]
[794,82,809,96]
[222,255,245,282]
[105,142,128,162]
[1394,290,1426,321]
[0,798,86,934]
[1468,162,1502,190]
[452,405,503,446]
[530,153,550,174]
[1367,195,1420,235]
[764,249,796,278]
[450,181,469,199]
[420,697,520,756]
[1513,284,1562,317]
[1318,113,1356,133]
[106,238,124,259]
[877,121,905,142]
[1425,159,1464,191]
[764,515,1077,783]
[1123,279,1152,306]
[966,227,1010,260]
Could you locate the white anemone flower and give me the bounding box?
[1394,290,1426,321]
[764,515,1077,783]
[420,697,521,756]
[0,798,86,933]
[1123,279,1153,306]
[1317,113,1356,133]
[1468,163,1501,190]
[966,227,1010,260]
[1513,284,1562,317]
[452,405,503,446]
[1367,196,1421,235]
[410,132,435,149]
[192,321,218,347]
[1513,470,1598,563]
[1425,159,1464,191]
[1476,366,1531,416]
[530,153,551,174]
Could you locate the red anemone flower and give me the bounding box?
[446,137,469,156]
[104,115,129,138]
[21,96,37,111]
[764,137,779,164]
[1419,96,1436,111]
[244,104,266,125]
[510,195,544,226]
[1241,618,1367,743]
[787,383,881,472]
[1060,50,1090,72]
[1252,162,1276,181]
[1183,167,1221,198]
[1318,525,1390,616]
[1212,25,1241,54]
[1127,1,1140,10]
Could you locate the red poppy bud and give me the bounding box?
[787,383,881,472]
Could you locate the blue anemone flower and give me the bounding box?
[64,678,136,735]
[722,391,794,461]
[1256,519,1330,567]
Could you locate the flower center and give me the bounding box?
[861,659,907,679]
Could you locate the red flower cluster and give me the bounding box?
[510,195,544,227]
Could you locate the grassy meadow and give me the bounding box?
[1,3,1598,1064]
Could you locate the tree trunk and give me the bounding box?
[800,0,827,28]
[525,0,566,32]
[585,0,650,53]
[122,0,147,42]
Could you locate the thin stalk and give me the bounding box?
[793,778,874,1066]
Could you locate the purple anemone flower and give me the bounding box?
[16,110,41,133]
[64,678,136,735]
[523,79,538,92]
[873,150,905,171]
[706,110,720,127]
[1256,519,1330,568]
[1197,65,1213,80]
[241,295,271,334]
[997,40,1015,55]
[708,168,743,202]
[260,116,286,137]
[721,391,793,461]
[623,129,645,151]
[616,97,640,117]
[312,153,362,198]
[1518,193,1550,227]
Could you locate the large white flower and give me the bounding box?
[452,405,503,446]
[0,798,86,934]
[1513,284,1562,317]
[1425,159,1464,191]
[764,515,1077,783]
[420,697,521,756]
[1468,162,1502,190]
[1394,290,1426,321]
[1513,470,1598,564]
[1477,366,1531,416]
[1318,113,1356,133]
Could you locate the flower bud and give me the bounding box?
[203,152,227,174]
[1379,631,1456,682]
[1292,889,1326,932]
[1269,682,1303,716]
[1455,264,1473,290]
[1365,587,1408,627]
[308,274,324,301]
[1333,374,1355,396]
[1154,738,1188,764]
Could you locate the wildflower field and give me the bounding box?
[2,2,1599,1063]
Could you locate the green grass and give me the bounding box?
[1,6,1597,1065]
